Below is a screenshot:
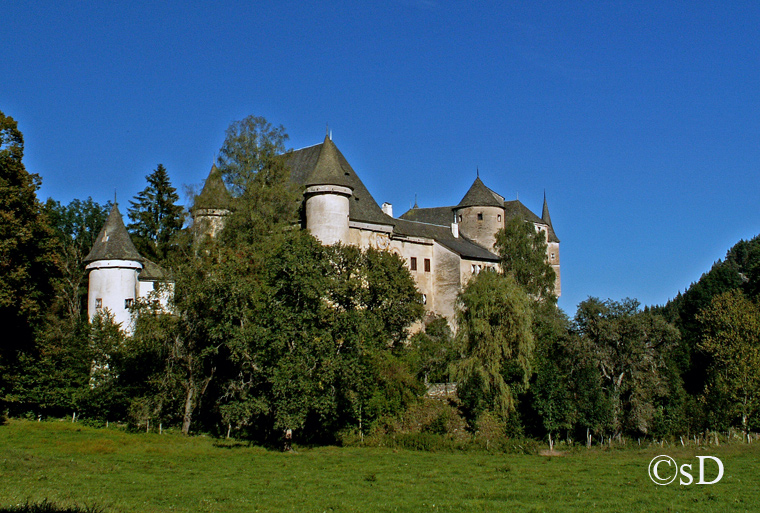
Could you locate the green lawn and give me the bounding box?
[1,420,758,512]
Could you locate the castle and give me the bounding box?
[85,134,559,330]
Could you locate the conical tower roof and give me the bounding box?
[304,135,355,189]
[193,163,232,210]
[457,176,504,208]
[542,192,560,243]
[83,204,144,263]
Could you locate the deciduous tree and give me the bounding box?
[698,290,760,437]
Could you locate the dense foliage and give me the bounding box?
[5,109,760,447]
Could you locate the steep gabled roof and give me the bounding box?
[83,204,144,264]
[193,164,232,210]
[392,218,500,261]
[457,177,505,208]
[504,199,560,243]
[398,206,455,226]
[287,137,392,226]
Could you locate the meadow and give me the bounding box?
[1,420,759,512]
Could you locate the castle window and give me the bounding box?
[458,214,462,222]
[497,214,502,222]
[410,257,417,271]
[125,298,134,309]
[477,213,483,221]
[551,252,555,261]
[424,258,431,272]
[422,294,427,305]
[95,298,102,309]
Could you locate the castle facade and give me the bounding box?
[86,134,559,330]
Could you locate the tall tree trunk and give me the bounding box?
[182,384,194,435]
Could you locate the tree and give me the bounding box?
[44,197,111,325]
[0,110,59,414]
[494,215,556,303]
[574,298,680,436]
[215,115,300,246]
[127,164,184,262]
[698,290,760,437]
[453,271,534,426]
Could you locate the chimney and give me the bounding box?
[382,202,393,217]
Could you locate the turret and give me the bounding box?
[454,176,505,251]
[83,204,144,332]
[303,135,353,245]
[192,163,232,239]
[542,192,561,297]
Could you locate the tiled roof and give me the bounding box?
[83,204,144,263]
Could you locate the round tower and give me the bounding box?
[192,163,232,239]
[454,176,505,251]
[83,204,144,331]
[303,135,354,245]
[304,184,352,244]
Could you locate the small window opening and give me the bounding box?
[422,294,427,305]
[410,257,417,271]
[497,214,502,222]
[125,298,134,308]
[477,212,483,221]
[424,258,431,272]
[95,298,102,309]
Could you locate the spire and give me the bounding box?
[413,194,418,209]
[541,190,552,226]
[542,191,560,243]
[304,135,354,189]
[194,163,232,211]
[83,204,144,264]
[457,176,504,208]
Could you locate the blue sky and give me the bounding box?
[4,1,759,315]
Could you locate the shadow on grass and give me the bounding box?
[0,500,103,513]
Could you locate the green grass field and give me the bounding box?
[1,420,759,512]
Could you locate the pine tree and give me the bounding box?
[127,164,184,262]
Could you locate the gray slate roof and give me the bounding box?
[398,206,454,227]
[84,204,144,264]
[393,218,500,261]
[457,177,505,208]
[287,137,393,226]
[194,164,232,210]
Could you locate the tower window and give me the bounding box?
[422,294,427,305]
[477,213,483,221]
[95,298,102,309]
[410,257,417,271]
[424,258,431,272]
[125,298,134,308]
[458,214,462,222]
[497,215,502,222]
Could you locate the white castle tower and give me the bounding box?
[83,204,144,332]
[302,135,353,245]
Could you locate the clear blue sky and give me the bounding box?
[4,1,759,315]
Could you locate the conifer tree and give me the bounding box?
[127,164,184,262]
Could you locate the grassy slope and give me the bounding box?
[1,420,759,512]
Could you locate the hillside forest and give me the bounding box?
[2,109,760,447]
